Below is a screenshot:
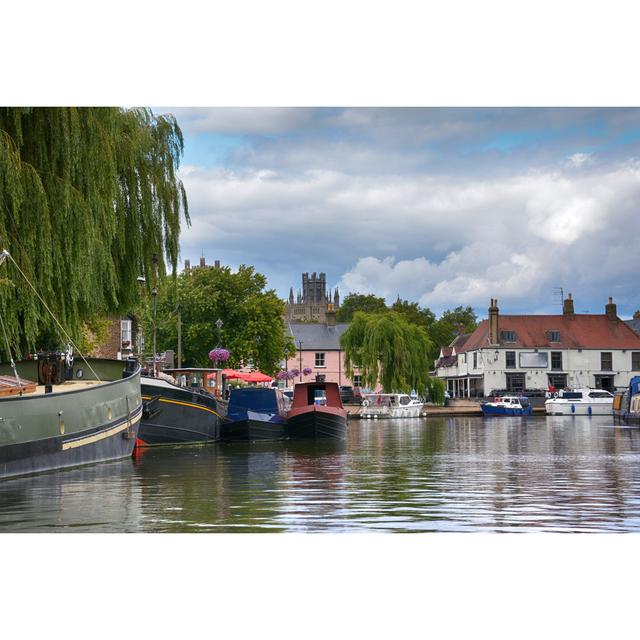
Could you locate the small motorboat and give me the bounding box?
[481,395,532,416]
[360,393,423,418]
[544,388,614,416]
[221,387,288,441]
[286,380,347,440]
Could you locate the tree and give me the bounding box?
[0,107,188,356]
[336,292,388,322]
[340,311,434,393]
[151,264,295,374]
[428,305,478,362]
[390,298,436,330]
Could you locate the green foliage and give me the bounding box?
[428,305,478,362]
[150,265,294,375]
[390,298,436,329]
[340,311,434,393]
[424,376,446,405]
[335,292,387,322]
[0,107,188,357]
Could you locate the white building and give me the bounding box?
[435,296,640,398]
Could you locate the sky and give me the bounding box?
[162,107,640,320]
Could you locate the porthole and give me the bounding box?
[59,420,65,435]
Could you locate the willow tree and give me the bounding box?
[0,107,188,355]
[340,311,433,393]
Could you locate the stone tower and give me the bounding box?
[285,272,340,322]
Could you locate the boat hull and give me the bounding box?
[545,401,613,416]
[287,406,347,440]
[220,418,286,442]
[0,364,142,480]
[481,404,532,416]
[140,379,221,446]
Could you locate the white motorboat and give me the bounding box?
[361,393,424,418]
[544,388,614,416]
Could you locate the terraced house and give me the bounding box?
[435,295,640,398]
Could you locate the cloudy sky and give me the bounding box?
[163,107,640,319]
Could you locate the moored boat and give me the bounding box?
[613,376,640,425]
[0,355,142,480]
[286,381,347,440]
[545,388,614,415]
[220,386,288,441]
[360,393,423,418]
[139,368,222,446]
[481,395,532,416]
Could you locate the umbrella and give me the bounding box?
[207,369,250,380]
[244,371,273,383]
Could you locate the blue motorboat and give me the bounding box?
[221,387,288,441]
[481,395,532,416]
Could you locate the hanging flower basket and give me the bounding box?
[302,367,313,376]
[276,370,288,380]
[287,369,299,380]
[209,348,230,362]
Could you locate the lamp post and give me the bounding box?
[298,340,303,382]
[151,254,158,377]
[284,346,289,389]
[215,318,223,348]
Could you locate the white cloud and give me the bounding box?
[566,152,593,168]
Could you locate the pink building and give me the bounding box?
[285,314,370,391]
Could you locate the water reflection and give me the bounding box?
[1,416,640,532]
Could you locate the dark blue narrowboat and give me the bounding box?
[613,376,640,425]
[221,387,288,441]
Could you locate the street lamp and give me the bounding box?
[151,254,158,377]
[298,339,303,382]
[215,318,223,347]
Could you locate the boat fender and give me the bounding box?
[571,404,575,413]
[588,406,592,416]
[362,399,370,407]
[553,392,559,398]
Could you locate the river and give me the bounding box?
[1,415,640,532]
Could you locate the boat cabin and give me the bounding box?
[292,381,343,409]
[162,367,223,394]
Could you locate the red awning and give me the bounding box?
[207,369,250,380]
[244,371,273,383]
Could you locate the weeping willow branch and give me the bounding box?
[0,107,189,357]
[340,311,434,393]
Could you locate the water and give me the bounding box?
[2,415,640,532]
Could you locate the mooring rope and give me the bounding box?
[4,251,102,383]
[0,309,23,394]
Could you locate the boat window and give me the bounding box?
[399,396,410,405]
[562,392,583,399]
[588,391,613,398]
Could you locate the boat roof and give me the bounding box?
[164,368,221,374]
[362,392,411,398]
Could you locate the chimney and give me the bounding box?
[326,303,336,327]
[605,297,618,321]
[488,298,499,345]
[563,293,575,318]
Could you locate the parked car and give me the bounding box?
[340,386,355,403]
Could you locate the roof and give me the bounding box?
[626,318,640,336]
[287,322,350,350]
[450,332,472,350]
[458,314,640,352]
[440,346,453,357]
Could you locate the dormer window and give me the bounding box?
[501,330,517,342]
[548,330,561,343]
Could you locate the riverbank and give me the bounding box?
[344,401,547,418]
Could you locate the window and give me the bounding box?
[120,319,132,346]
[353,375,362,387]
[551,351,562,370]
[473,352,477,369]
[501,330,517,342]
[315,352,325,367]
[632,352,640,371]
[601,352,613,371]
[548,330,561,343]
[506,373,525,392]
[506,351,516,369]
